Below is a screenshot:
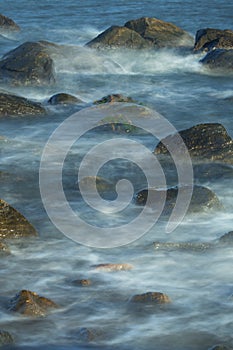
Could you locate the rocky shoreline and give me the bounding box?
[1,12,233,350]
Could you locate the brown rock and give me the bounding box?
[131,292,171,304]
[72,279,92,286]
[0,241,10,255]
[194,28,233,52]
[94,94,136,105]
[0,199,38,239]
[92,263,133,272]
[0,14,20,31]
[9,290,58,317]
[0,330,14,346]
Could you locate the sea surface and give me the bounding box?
[1,1,233,349]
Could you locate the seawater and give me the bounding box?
[0,1,233,349]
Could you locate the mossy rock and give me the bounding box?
[9,290,58,317]
[0,199,38,239]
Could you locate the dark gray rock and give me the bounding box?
[194,28,233,52]
[0,329,14,346]
[218,231,233,244]
[0,92,46,116]
[0,199,38,239]
[48,93,82,105]
[0,41,55,86]
[135,185,222,213]
[0,13,20,31]
[86,17,193,50]
[200,49,233,71]
[9,290,58,317]
[154,123,233,164]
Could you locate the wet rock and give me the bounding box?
[194,28,233,52]
[130,292,171,304]
[72,279,92,287]
[125,17,193,48]
[76,327,98,342]
[0,241,10,255]
[200,49,233,71]
[0,41,55,86]
[0,14,20,32]
[135,185,222,213]
[0,92,46,117]
[193,163,233,182]
[87,17,193,50]
[86,25,150,49]
[154,123,233,164]
[94,94,136,105]
[9,290,58,317]
[0,199,38,239]
[0,329,14,346]
[218,231,233,244]
[48,93,82,105]
[92,263,133,272]
[153,241,212,252]
[77,176,114,193]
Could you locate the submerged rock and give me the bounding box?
[194,28,233,52]
[77,176,114,193]
[9,290,58,317]
[154,123,233,164]
[209,345,232,350]
[0,241,10,255]
[153,241,212,252]
[48,93,82,105]
[0,92,46,116]
[135,185,222,213]
[93,94,136,105]
[0,199,38,239]
[0,41,55,86]
[130,292,171,304]
[200,49,233,71]
[86,17,193,50]
[0,330,14,347]
[92,263,133,272]
[72,279,92,287]
[218,231,233,244]
[0,14,20,31]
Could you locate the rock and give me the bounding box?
[0,199,38,239]
[124,17,193,48]
[9,290,58,317]
[0,330,14,346]
[0,14,20,31]
[86,17,193,50]
[77,176,114,193]
[135,185,222,213]
[48,93,82,105]
[154,123,233,164]
[0,92,46,116]
[92,263,133,272]
[218,231,233,244]
[0,241,10,255]
[0,41,55,86]
[200,49,233,71]
[153,241,212,252]
[194,28,233,52]
[130,292,171,304]
[72,279,92,286]
[86,25,150,49]
[76,327,97,342]
[93,94,136,105]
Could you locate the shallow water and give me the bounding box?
[0,1,233,349]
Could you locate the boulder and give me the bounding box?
[92,263,133,272]
[0,92,46,116]
[0,41,55,86]
[194,28,233,52]
[86,25,150,49]
[135,185,222,213]
[130,291,171,304]
[124,17,193,48]
[86,17,193,50]
[154,123,233,164]
[200,49,233,71]
[48,93,82,105]
[9,290,58,317]
[0,14,20,31]
[0,199,38,239]
[0,330,14,347]
[93,94,136,105]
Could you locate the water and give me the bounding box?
[0,1,233,349]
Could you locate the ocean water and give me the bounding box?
[1,1,233,349]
